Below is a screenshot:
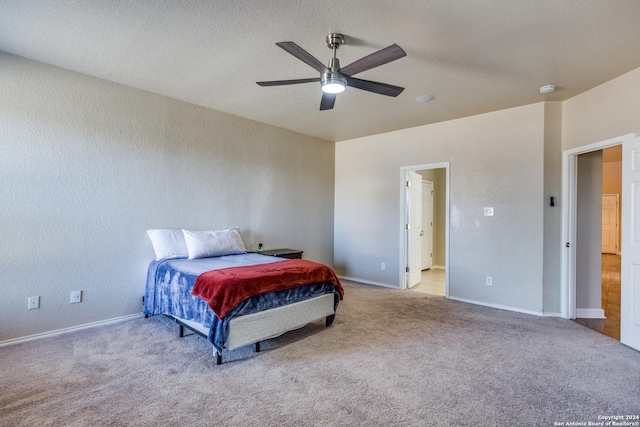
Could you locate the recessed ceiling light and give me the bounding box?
[416,95,435,103]
[539,84,556,94]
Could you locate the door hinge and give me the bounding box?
[406,224,410,230]
[566,242,570,248]
[431,190,434,195]
[406,266,410,273]
[406,180,411,187]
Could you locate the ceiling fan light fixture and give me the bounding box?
[321,76,347,94]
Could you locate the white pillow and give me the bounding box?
[146,229,189,260]
[182,228,247,259]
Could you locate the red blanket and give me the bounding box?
[191,259,344,319]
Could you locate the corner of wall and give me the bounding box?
[543,101,563,313]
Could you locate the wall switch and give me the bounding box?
[381,262,386,270]
[484,207,494,216]
[70,290,82,304]
[28,296,40,310]
[486,276,493,286]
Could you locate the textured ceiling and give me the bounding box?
[1,1,640,142]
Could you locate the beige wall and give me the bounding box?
[543,102,563,313]
[603,160,622,195]
[335,64,640,317]
[0,54,335,342]
[335,103,549,314]
[563,67,640,150]
[4,49,640,341]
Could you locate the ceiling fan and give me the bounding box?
[257,33,406,110]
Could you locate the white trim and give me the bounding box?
[431,265,446,270]
[336,275,398,289]
[542,312,562,318]
[448,296,544,317]
[0,313,143,347]
[561,133,636,319]
[563,134,637,157]
[399,162,450,297]
[576,308,606,319]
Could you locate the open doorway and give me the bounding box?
[400,163,449,296]
[573,146,622,340]
[562,132,640,351]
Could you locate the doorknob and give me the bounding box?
[420,230,424,237]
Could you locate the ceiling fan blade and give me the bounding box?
[276,41,329,74]
[340,44,406,76]
[320,93,336,110]
[346,77,404,97]
[257,77,320,86]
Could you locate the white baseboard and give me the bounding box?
[448,296,545,317]
[0,313,143,347]
[542,312,562,317]
[576,308,606,319]
[336,275,398,289]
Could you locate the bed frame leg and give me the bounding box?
[179,324,184,338]
[212,347,222,365]
[255,342,261,353]
[326,314,335,327]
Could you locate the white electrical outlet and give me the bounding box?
[484,207,494,216]
[486,276,493,286]
[381,262,386,270]
[70,290,82,304]
[28,296,40,310]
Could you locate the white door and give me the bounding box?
[421,180,434,270]
[408,171,422,287]
[621,136,640,351]
[602,194,619,254]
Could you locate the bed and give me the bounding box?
[143,251,343,364]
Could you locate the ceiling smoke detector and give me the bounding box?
[415,95,435,103]
[539,84,556,94]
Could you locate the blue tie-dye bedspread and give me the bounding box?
[144,253,340,353]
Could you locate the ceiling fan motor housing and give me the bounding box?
[326,33,345,49]
[321,56,347,93]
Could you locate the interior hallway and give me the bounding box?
[574,253,621,340]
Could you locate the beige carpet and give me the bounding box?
[1,280,639,426]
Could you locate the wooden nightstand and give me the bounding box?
[260,248,303,259]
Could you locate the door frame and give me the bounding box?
[399,162,450,294]
[561,133,636,319]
